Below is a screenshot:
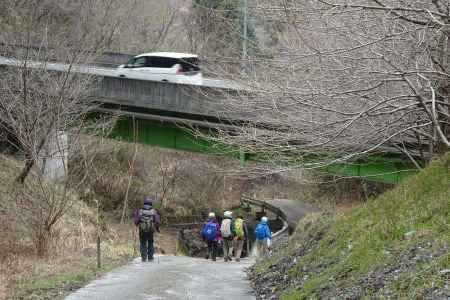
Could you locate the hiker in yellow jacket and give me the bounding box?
[233,214,248,262]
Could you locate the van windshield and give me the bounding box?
[179,57,200,72]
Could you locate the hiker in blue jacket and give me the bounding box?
[133,198,161,262]
[201,212,221,261]
[254,216,272,257]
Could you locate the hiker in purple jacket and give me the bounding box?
[201,212,221,261]
[134,198,161,262]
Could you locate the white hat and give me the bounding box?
[261,216,268,223]
[208,212,215,218]
[224,211,232,218]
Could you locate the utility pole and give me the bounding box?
[242,0,248,60]
[95,199,101,269]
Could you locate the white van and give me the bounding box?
[116,52,203,85]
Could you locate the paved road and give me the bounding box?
[267,199,318,231]
[0,56,241,89]
[63,199,315,300]
[65,255,255,300]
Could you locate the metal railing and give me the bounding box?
[240,195,289,244]
[0,43,133,67]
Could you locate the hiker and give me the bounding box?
[220,210,235,262]
[201,212,221,261]
[254,216,272,258]
[233,214,248,262]
[133,198,161,262]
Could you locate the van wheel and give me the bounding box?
[119,74,126,78]
[162,79,168,82]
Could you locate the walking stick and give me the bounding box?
[132,209,139,258]
[246,238,250,257]
[132,224,138,257]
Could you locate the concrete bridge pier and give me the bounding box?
[38,130,68,182]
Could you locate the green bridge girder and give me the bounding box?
[109,116,419,184]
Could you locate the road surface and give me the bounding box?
[267,198,318,231]
[0,56,241,89]
[64,199,316,300]
[65,255,255,300]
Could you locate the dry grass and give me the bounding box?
[80,139,376,220]
[3,216,177,300]
[0,154,178,299]
[243,167,386,213]
[0,143,384,299]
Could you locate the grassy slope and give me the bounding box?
[254,154,450,299]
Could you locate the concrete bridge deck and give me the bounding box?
[0,55,422,184]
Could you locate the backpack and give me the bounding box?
[220,218,232,238]
[139,210,155,233]
[202,221,217,241]
[234,218,244,238]
[255,223,266,240]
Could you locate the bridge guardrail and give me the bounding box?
[240,195,289,245]
[0,43,241,78]
[0,42,134,67]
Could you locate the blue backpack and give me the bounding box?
[202,221,217,241]
[255,223,267,240]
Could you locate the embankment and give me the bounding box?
[249,154,450,299]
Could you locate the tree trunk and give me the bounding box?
[433,32,450,154]
[16,152,35,184]
[36,229,50,258]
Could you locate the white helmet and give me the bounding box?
[208,212,215,218]
[261,216,268,223]
[224,211,232,218]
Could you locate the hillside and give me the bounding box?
[249,154,450,299]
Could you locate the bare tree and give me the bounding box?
[110,0,181,53]
[156,158,180,209]
[121,118,138,224]
[0,0,128,256]
[206,0,450,170]
[0,0,126,183]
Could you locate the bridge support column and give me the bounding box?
[38,130,68,182]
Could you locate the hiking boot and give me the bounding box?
[212,257,216,261]
[235,258,240,262]
[228,256,232,261]
[205,254,209,260]
[224,257,228,262]
[141,258,147,262]
[148,257,154,261]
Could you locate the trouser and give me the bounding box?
[256,239,268,257]
[139,230,154,261]
[223,238,233,259]
[206,240,218,260]
[233,238,245,259]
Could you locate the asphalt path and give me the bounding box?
[63,199,316,300]
[267,199,318,231]
[64,255,255,300]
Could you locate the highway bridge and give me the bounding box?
[0,55,419,184]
